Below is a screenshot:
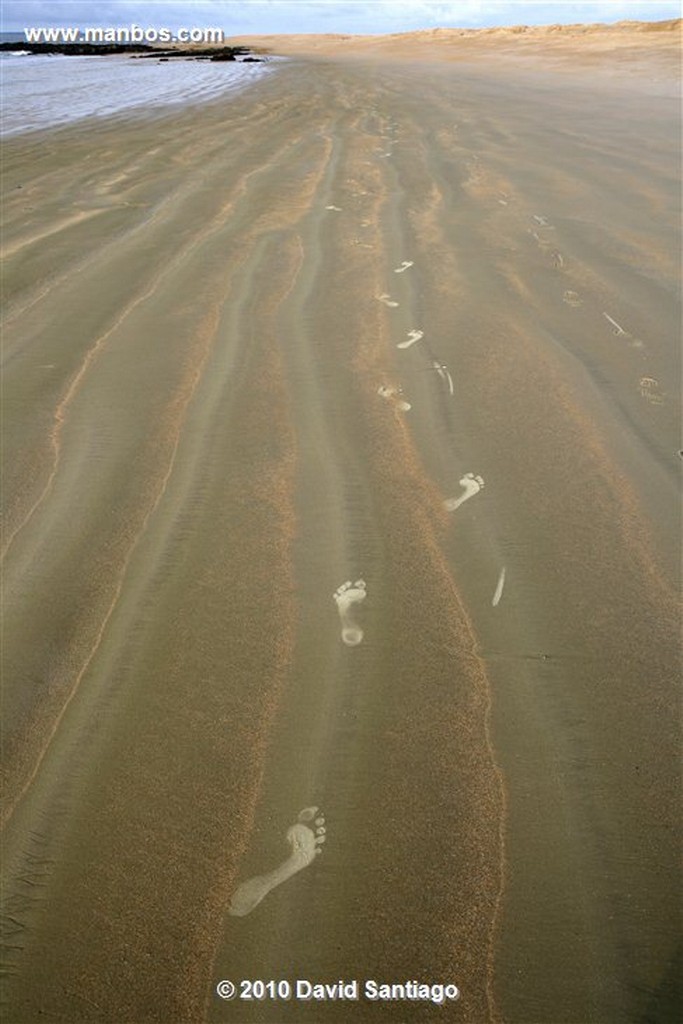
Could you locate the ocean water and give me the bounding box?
[0,52,276,136]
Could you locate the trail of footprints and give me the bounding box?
[229,110,666,920]
[526,209,651,384]
[230,118,491,919]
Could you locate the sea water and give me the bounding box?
[0,52,275,136]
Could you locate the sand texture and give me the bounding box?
[1,34,680,1024]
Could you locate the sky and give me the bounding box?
[1,1,680,35]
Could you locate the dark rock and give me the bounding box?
[0,41,157,55]
[0,42,257,60]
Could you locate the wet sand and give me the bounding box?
[1,30,681,1024]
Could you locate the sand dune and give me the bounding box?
[231,18,681,72]
[1,34,680,1024]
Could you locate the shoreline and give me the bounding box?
[0,46,274,138]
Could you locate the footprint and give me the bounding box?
[377,293,399,308]
[444,473,485,512]
[333,580,367,646]
[563,290,583,307]
[378,384,411,411]
[393,261,414,274]
[429,359,454,395]
[397,329,423,350]
[228,807,326,918]
[638,377,665,405]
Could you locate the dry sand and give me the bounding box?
[1,22,681,1024]
[232,18,682,72]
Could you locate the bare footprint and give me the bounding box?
[378,384,411,411]
[397,329,423,350]
[393,260,413,274]
[377,293,399,308]
[333,580,367,646]
[639,377,665,405]
[444,473,485,512]
[563,290,583,307]
[228,807,326,918]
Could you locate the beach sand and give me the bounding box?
[1,23,680,1024]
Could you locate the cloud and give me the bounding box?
[3,1,679,34]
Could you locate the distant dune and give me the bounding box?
[230,18,681,73]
